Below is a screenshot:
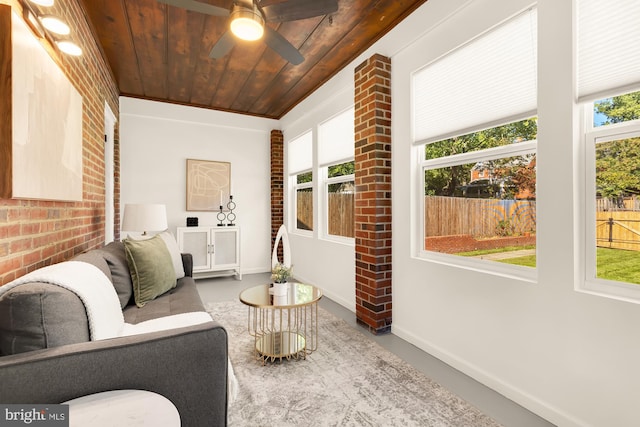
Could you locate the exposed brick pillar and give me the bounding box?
[270,130,284,261]
[354,54,392,335]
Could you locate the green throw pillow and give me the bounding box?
[123,235,177,308]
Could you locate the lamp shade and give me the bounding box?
[122,204,168,233]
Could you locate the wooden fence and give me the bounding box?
[297,192,354,237]
[424,196,536,238]
[297,193,640,251]
[596,212,640,251]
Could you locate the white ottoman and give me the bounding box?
[64,389,180,427]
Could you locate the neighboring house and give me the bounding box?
[460,156,536,199]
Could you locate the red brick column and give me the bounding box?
[354,54,392,334]
[270,130,284,261]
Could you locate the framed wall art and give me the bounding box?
[186,159,231,211]
[0,8,83,201]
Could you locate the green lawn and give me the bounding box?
[499,254,537,268]
[495,247,640,284]
[456,245,536,257]
[595,247,640,284]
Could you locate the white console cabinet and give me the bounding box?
[176,226,241,279]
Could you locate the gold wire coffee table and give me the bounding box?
[239,283,322,364]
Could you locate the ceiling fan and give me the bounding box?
[158,0,339,65]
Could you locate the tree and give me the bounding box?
[594,91,640,203]
[595,91,640,124]
[424,118,538,197]
[596,138,640,200]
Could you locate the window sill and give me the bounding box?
[320,234,355,247]
[416,250,538,284]
[579,279,640,305]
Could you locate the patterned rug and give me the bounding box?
[207,300,503,427]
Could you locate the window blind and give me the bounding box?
[288,131,312,175]
[412,8,537,145]
[318,108,355,166]
[577,0,640,102]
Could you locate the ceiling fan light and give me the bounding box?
[230,5,264,41]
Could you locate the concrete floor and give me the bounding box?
[196,273,555,427]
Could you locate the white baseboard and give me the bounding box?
[391,324,590,427]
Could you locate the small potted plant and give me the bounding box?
[271,263,292,283]
[271,263,292,295]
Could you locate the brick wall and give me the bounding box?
[354,54,392,335]
[270,130,284,262]
[0,0,119,285]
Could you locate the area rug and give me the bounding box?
[207,300,503,427]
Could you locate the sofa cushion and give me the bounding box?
[123,277,203,324]
[97,242,133,309]
[158,231,186,280]
[0,283,89,356]
[123,235,177,308]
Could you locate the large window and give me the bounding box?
[584,91,640,299]
[578,0,640,301]
[318,108,355,240]
[289,131,313,233]
[412,7,537,276]
[422,119,537,267]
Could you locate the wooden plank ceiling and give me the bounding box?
[78,0,427,119]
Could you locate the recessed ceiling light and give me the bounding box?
[56,40,82,56]
[29,0,54,6]
[40,16,70,35]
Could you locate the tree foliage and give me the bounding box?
[594,91,640,202]
[595,92,640,124]
[596,138,640,200]
[424,118,538,198]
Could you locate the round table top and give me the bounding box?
[239,282,322,308]
[64,389,180,427]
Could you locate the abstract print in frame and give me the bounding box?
[0,10,83,201]
[186,159,231,211]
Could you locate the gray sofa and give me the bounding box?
[0,241,228,426]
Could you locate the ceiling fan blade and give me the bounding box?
[263,27,304,65]
[261,0,338,22]
[209,30,237,59]
[157,0,229,17]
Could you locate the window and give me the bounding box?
[412,8,537,275]
[326,161,354,238]
[288,131,313,233]
[578,0,640,301]
[422,119,537,267]
[318,108,355,240]
[584,90,640,300]
[295,171,313,231]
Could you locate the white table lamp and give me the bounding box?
[122,204,168,235]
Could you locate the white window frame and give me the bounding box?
[416,138,537,282]
[287,130,314,237]
[580,103,640,303]
[321,160,355,244]
[290,170,314,236]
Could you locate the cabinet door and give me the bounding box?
[178,228,212,271]
[211,229,238,268]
